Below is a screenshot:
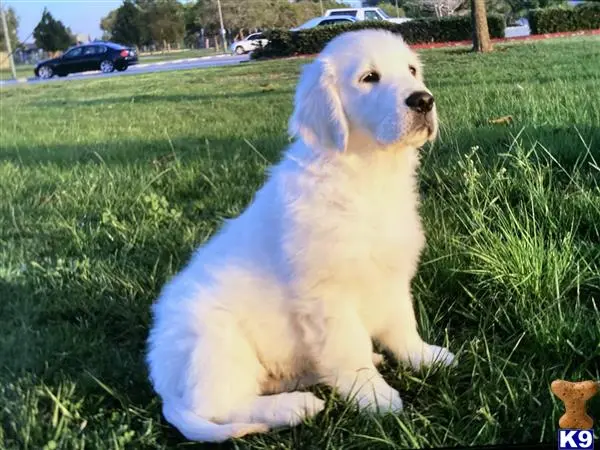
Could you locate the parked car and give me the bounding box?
[34,41,138,79]
[291,15,357,31]
[324,7,412,24]
[230,33,269,55]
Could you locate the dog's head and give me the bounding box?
[289,30,438,153]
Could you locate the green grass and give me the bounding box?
[139,48,228,62]
[0,64,34,81]
[1,35,599,449]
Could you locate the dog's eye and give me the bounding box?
[359,71,380,83]
[409,65,417,77]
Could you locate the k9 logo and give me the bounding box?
[558,429,595,450]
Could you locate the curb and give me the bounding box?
[0,77,27,86]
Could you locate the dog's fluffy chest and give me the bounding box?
[280,147,425,289]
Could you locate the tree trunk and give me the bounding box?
[472,0,493,53]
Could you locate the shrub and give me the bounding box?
[252,15,505,59]
[529,3,600,34]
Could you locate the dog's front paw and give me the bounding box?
[335,370,403,414]
[269,392,325,427]
[356,383,403,414]
[405,343,455,369]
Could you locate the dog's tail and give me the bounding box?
[162,400,269,443]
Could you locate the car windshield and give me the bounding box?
[376,8,391,19]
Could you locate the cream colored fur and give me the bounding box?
[146,29,455,443]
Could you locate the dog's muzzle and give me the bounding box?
[405,91,437,140]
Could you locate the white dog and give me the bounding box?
[146,29,455,443]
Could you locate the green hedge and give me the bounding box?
[529,4,600,34]
[252,15,505,59]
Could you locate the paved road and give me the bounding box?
[1,53,250,86]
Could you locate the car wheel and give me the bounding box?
[116,63,128,72]
[100,60,115,73]
[38,65,54,79]
[234,46,245,55]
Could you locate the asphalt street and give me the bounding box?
[0,53,250,86]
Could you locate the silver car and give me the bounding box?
[230,32,269,55]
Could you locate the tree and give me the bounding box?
[183,0,204,36]
[377,2,406,18]
[112,0,145,46]
[100,9,117,41]
[471,0,493,52]
[207,0,338,33]
[33,8,74,52]
[146,0,185,47]
[417,0,464,17]
[0,6,19,50]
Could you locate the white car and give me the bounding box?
[291,15,357,32]
[324,7,412,24]
[230,32,269,55]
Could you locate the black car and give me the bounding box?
[34,41,138,79]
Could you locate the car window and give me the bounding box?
[365,10,382,20]
[319,19,351,26]
[97,45,108,53]
[247,34,260,40]
[330,10,357,17]
[64,47,83,58]
[83,46,97,56]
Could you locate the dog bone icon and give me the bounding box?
[551,379,599,429]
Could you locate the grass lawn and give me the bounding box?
[0,64,35,81]
[1,35,599,449]
[139,48,228,62]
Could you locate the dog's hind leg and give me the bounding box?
[165,315,324,441]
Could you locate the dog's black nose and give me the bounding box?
[405,91,434,114]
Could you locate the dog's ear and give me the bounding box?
[288,58,348,152]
